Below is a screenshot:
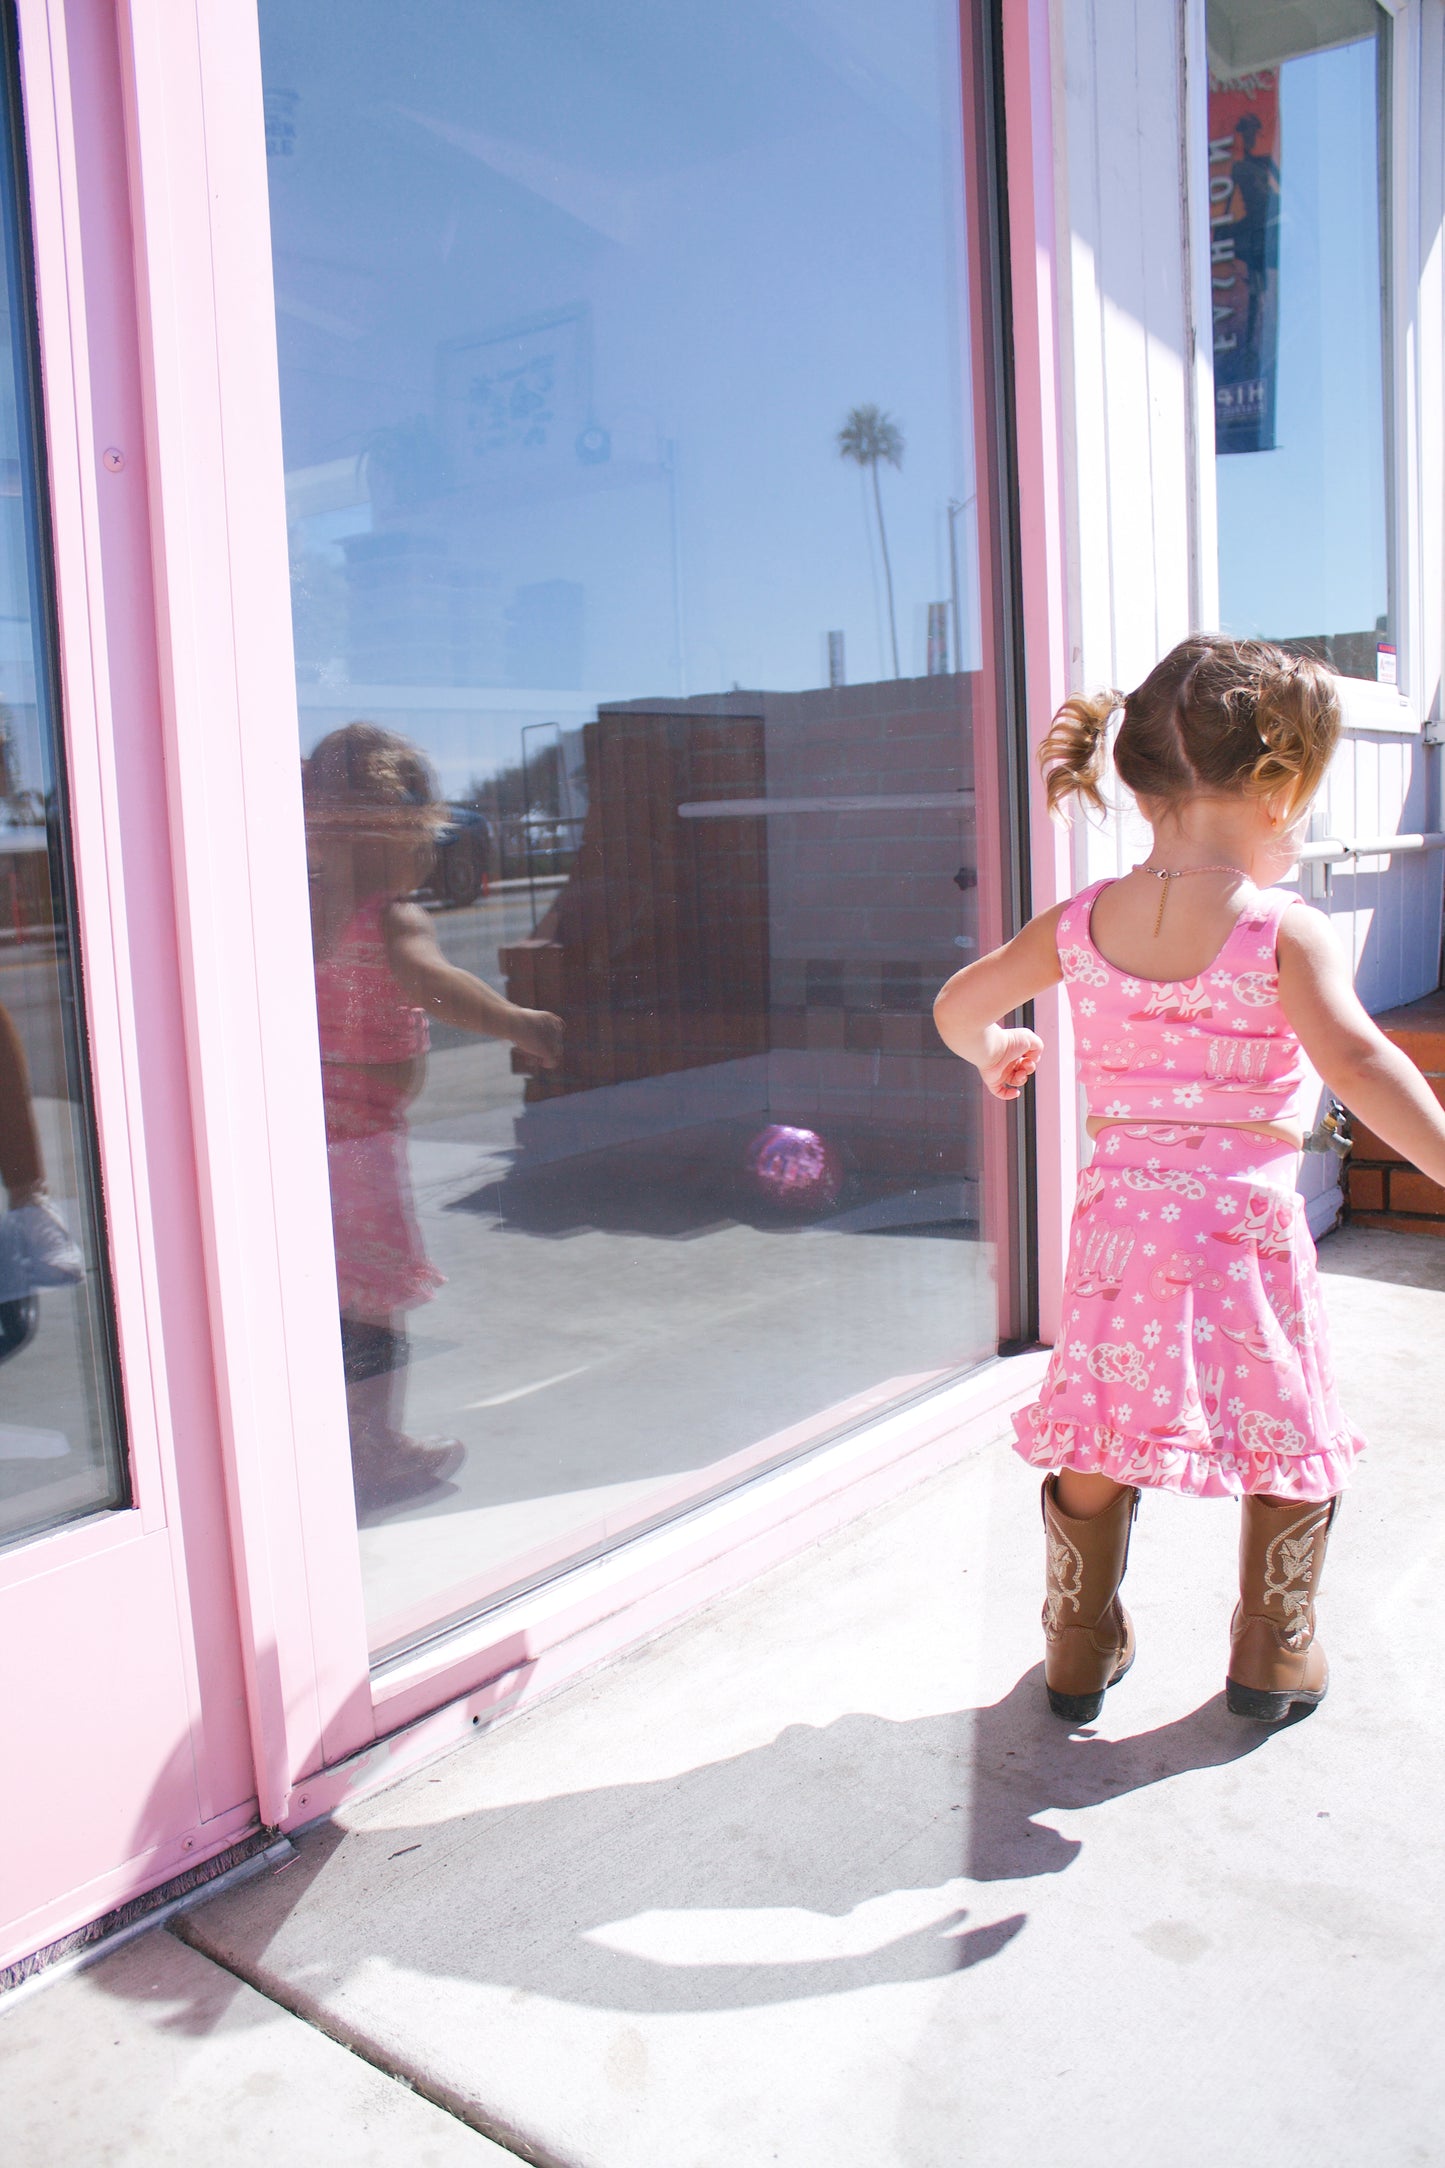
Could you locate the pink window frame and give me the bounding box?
[100,0,1074,1830]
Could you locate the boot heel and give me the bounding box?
[1226,1675,1326,1723]
[1047,1685,1105,1723]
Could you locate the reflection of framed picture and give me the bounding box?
[437,306,592,477]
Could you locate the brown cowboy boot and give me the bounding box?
[1041,1476,1140,1722]
[1226,1493,1338,1722]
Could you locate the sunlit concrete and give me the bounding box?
[0,1927,515,2166]
[140,1221,1445,2167]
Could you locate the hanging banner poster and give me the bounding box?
[1208,69,1281,454]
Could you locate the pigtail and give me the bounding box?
[1037,689,1120,819]
[1248,653,1342,818]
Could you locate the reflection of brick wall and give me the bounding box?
[503,677,980,1176]
[502,704,769,1098]
[0,842,54,939]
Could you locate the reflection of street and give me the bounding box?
[369,1036,989,1650]
[427,887,560,1017]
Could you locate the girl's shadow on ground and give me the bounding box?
[146,1670,1273,2022]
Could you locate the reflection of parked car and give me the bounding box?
[423,804,492,908]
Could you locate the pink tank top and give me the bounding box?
[313,894,428,1066]
[1055,880,1317,1130]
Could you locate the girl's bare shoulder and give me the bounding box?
[1021,900,1069,946]
[381,897,442,956]
[1275,897,1343,968]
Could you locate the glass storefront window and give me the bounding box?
[0,28,127,1547]
[260,0,1011,1658]
[1207,0,1391,682]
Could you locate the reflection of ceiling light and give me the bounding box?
[265,88,299,159]
[1206,0,1379,76]
[575,425,611,466]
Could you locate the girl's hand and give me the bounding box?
[980,1027,1044,1100]
[511,1007,564,1071]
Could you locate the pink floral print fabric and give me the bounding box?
[1015,1128,1362,1499]
[1058,879,1319,1134]
[327,1120,443,1317]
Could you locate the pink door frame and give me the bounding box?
[1000,0,1077,1339]
[1,0,256,1973]
[7,0,1078,1950]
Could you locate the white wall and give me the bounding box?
[1045,0,1445,1227]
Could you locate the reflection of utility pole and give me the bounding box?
[947,495,975,675]
[519,719,557,933]
[665,437,688,697]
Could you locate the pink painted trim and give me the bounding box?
[2,0,257,1966]
[0,1506,144,1593]
[115,0,374,1821]
[14,0,168,1539]
[46,0,264,1823]
[0,1796,259,1980]
[368,1365,958,1652]
[1000,0,1077,1343]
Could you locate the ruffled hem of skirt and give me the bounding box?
[1012,1409,1361,1501]
[335,1261,445,1315]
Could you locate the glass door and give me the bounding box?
[258,0,1020,1664]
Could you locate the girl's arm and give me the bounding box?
[1278,906,1445,1187]
[384,901,563,1068]
[933,905,1066,1100]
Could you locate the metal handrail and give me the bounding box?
[1298,831,1445,863]
[677,791,976,818]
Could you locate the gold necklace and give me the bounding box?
[1135,861,1250,938]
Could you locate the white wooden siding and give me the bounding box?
[1044,0,1445,1229]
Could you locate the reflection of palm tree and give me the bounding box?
[837,404,904,678]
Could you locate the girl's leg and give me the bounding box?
[0,1000,84,1291]
[340,1309,462,1506]
[1054,1468,1128,1519]
[0,1001,43,1203]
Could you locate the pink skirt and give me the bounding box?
[323,1068,442,1319]
[1015,1125,1363,1500]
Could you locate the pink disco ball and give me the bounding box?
[745,1125,843,1211]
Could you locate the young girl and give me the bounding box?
[934,634,1445,1724]
[305,724,562,1511]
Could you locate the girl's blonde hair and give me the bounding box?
[302,722,443,832]
[1038,634,1342,824]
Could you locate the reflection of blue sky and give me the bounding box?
[260,0,979,787]
[1216,38,1388,646]
[0,298,47,801]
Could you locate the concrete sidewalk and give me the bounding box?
[4,1223,1444,2167]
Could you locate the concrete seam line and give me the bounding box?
[165,1911,568,2168]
